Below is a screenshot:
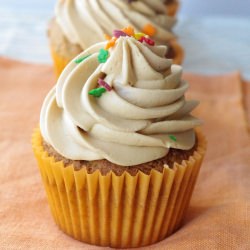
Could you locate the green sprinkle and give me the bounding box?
[74,54,91,64]
[88,87,106,98]
[98,49,109,63]
[169,135,177,142]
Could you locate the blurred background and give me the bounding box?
[0,0,249,79]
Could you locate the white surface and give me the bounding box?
[0,1,53,64]
[176,16,250,79]
[0,1,249,80]
[179,0,250,18]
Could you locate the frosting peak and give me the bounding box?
[55,0,176,49]
[41,34,201,166]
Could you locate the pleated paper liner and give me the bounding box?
[32,129,206,248]
[170,40,184,65]
[50,47,71,78]
[166,1,180,17]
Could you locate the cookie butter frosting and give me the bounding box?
[55,0,176,49]
[40,34,201,166]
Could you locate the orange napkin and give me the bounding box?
[0,58,249,249]
[242,79,250,129]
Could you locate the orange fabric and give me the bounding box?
[242,79,250,130]
[0,58,249,249]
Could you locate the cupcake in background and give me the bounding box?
[48,0,184,77]
[33,27,205,248]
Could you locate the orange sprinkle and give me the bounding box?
[105,37,117,50]
[142,23,156,36]
[122,26,135,36]
[104,34,112,41]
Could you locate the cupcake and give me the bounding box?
[49,0,184,77]
[33,29,206,248]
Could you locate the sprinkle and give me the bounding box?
[169,135,177,142]
[142,23,156,36]
[122,26,135,36]
[74,54,91,64]
[98,49,109,63]
[88,87,106,98]
[139,36,155,46]
[105,37,117,50]
[98,78,112,91]
[134,32,146,40]
[113,30,128,38]
[104,34,112,40]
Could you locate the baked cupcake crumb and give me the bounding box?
[43,139,197,176]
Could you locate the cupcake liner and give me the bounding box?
[170,40,184,65]
[166,1,180,17]
[50,47,71,78]
[32,129,206,248]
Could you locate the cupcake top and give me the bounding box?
[40,28,201,166]
[55,0,176,49]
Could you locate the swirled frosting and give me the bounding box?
[55,0,176,49]
[40,36,201,166]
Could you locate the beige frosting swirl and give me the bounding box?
[55,0,176,49]
[40,37,201,166]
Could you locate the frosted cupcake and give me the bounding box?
[48,0,184,76]
[33,28,205,248]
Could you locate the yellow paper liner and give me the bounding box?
[170,40,184,65]
[50,47,71,78]
[32,129,206,248]
[166,1,180,17]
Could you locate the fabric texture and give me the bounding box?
[0,57,249,249]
